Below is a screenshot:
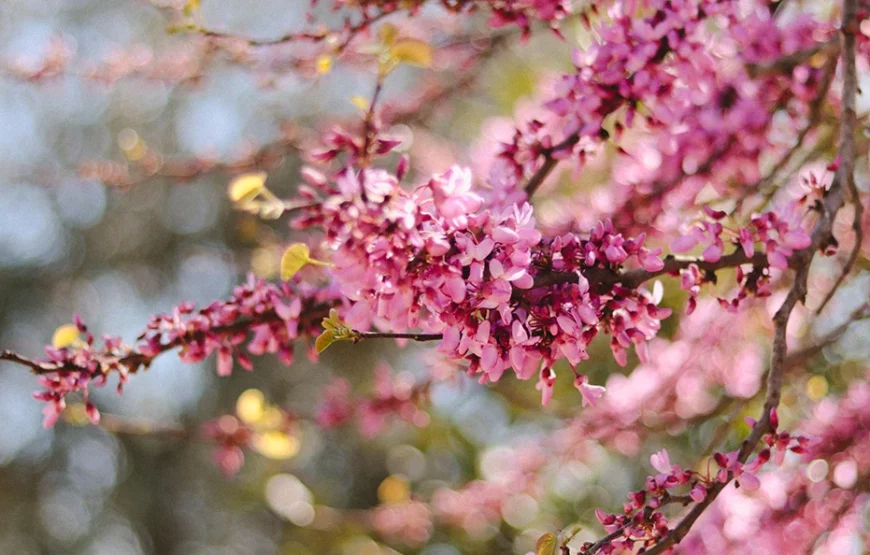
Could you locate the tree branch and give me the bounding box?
[523,135,576,197]
[638,2,857,552]
[0,301,334,377]
[532,249,770,291]
[355,331,443,341]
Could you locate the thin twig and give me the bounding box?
[355,331,443,341]
[195,10,393,52]
[524,132,579,197]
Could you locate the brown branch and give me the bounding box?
[77,132,302,189]
[0,351,47,373]
[384,32,513,126]
[0,313,277,376]
[355,331,443,341]
[523,132,578,197]
[193,9,394,52]
[79,32,508,191]
[639,3,857,552]
[2,250,762,377]
[532,249,769,291]
[0,303,334,377]
[745,38,839,78]
[583,494,693,555]
[359,77,386,169]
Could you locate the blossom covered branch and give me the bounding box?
[580,1,860,551]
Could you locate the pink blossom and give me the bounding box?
[650,449,671,475]
[574,374,605,407]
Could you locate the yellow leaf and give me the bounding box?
[535,533,558,555]
[378,475,410,504]
[167,22,196,34]
[63,403,88,425]
[52,324,80,349]
[253,431,300,460]
[183,0,200,16]
[316,54,332,74]
[280,243,311,280]
[259,407,284,429]
[250,247,278,278]
[378,23,398,46]
[350,95,369,112]
[228,172,267,204]
[315,329,336,354]
[236,389,265,425]
[806,375,828,400]
[390,39,433,68]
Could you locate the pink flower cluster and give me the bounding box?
[370,500,434,546]
[201,407,299,476]
[138,277,335,372]
[550,299,768,465]
[295,156,671,405]
[610,13,834,225]
[201,414,255,476]
[32,277,339,428]
[682,378,870,553]
[492,0,723,198]
[432,442,546,536]
[585,413,807,554]
[485,0,838,246]
[315,365,430,437]
[672,206,811,270]
[672,203,811,313]
[34,315,109,428]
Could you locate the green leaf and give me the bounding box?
[315,329,337,354]
[280,243,311,280]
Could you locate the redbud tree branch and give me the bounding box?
[194,10,394,50]
[637,2,857,552]
[355,332,443,341]
[523,35,839,200]
[583,494,694,555]
[533,249,770,291]
[0,248,771,376]
[0,305,330,376]
[0,316,275,375]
